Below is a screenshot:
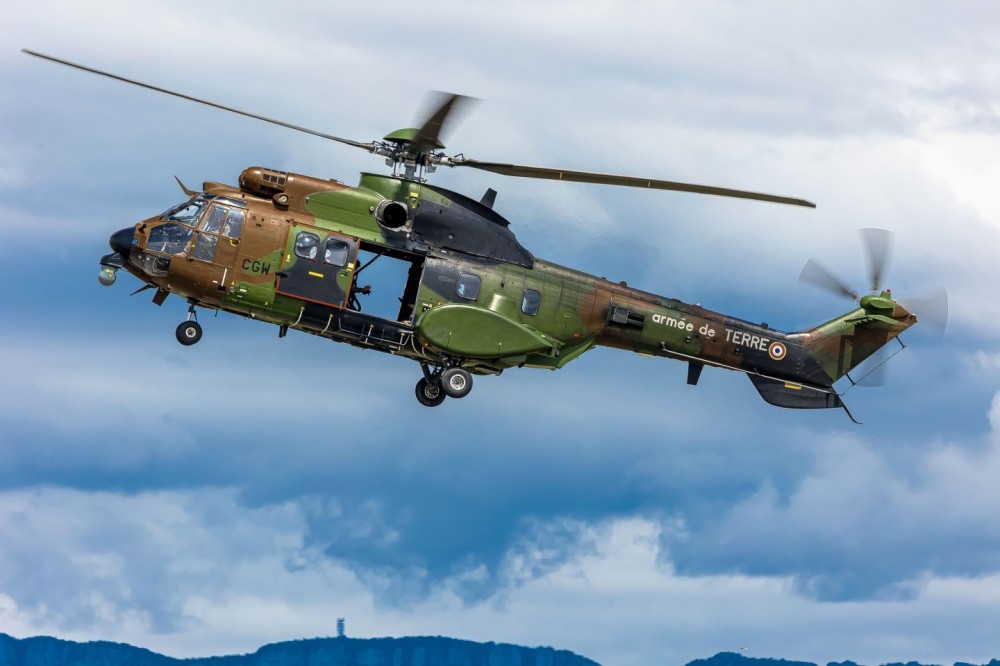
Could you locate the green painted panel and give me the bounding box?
[522,339,595,370]
[305,187,383,242]
[416,304,555,358]
[358,173,419,204]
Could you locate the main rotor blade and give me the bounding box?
[22,49,374,151]
[409,92,476,156]
[860,227,893,293]
[799,257,860,301]
[449,158,816,208]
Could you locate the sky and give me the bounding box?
[2,1,1000,665]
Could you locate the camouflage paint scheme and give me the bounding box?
[105,166,917,412]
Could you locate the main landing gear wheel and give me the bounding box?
[440,367,473,399]
[176,321,203,346]
[415,377,446,407]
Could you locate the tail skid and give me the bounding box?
[663,345,860,421]
[747,374,868,424]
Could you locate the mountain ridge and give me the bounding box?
[1,633,999,666]
[691,652,1000,666]
[0,632,597,666]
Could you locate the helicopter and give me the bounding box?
[24,49,942,419]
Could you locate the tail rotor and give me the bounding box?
[799,228,895,302]
[799,228,947,337]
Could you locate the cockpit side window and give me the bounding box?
[294,232,320,260]
[200,205,245,239]
[221,209,245,239]
[163,199,208,226]
[201,206,227,233]
[147,223,193,255]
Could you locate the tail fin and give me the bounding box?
[799,290,917,384]
[747,290,916,410]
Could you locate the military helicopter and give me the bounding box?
[24,50,944,419]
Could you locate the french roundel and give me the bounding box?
[768,341,787,361]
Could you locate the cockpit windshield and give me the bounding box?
[161,198,209,226]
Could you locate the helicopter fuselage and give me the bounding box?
[101,167,913,410]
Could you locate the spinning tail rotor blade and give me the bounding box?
[904,287,949,337]
[860,228,893,293]
[854,341,899,387]
[857,361,890,387]
[799,257,860,301]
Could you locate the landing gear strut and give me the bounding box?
[176,302,203,346]
[414,363,474,406]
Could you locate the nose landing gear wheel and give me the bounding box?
[415,377,446,407]
[176,321,203,346]
[440,367,473,399]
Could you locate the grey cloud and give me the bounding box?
[664,396,1000,600]
[0,326,818,603]
[3,318,995,608]
[0,489,300,632]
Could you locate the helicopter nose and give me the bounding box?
[109,227,135,259]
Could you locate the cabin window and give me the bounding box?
[147,223,193,254]
[455,273,481,301]
[294,232,320,260]
[324,238,350,267]
[521,288,541,315]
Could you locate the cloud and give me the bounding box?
[5,327,1000,616]
[0,488,298,631]
[666,391,1000,601]
[0,327,796,600]
[4,496,1000,666]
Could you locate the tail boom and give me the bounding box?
[594,288,916,411]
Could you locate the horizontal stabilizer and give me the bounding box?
[748,375,842,410]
